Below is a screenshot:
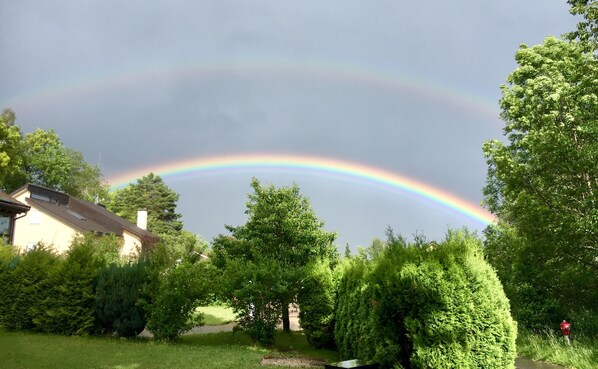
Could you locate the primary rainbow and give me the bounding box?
[107,153,496,225]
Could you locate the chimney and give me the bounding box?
[136,210,148,230]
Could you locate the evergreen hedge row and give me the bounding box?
[334,230,517,369]
[0,235,214,340]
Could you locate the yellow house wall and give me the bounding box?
[121,230,143,258]
[12,206,80,253]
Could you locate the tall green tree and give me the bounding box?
[107,173,183,236]
[212,178,337,342]
[483,36,598,330]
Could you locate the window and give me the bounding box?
[0,215,9,236]
[0,215,10,244]
[31,192,53,203]
[67,209,87,221]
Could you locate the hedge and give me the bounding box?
[335,230,517,369]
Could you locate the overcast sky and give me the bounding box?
[0,1,580,250]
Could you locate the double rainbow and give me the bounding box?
[107,153,495,226]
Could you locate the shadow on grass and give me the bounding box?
[180,330,339,362]
[202,312,235,326]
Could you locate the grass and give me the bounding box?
[196,305,237,326]
[517,330,598,369]
[0,329,339,369]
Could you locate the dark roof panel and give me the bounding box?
[0,191,30,213]
[67,197,155,239]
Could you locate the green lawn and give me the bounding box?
[196,305,237,325]
[0,329,339,369]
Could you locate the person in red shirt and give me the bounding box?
[560,320,571,344]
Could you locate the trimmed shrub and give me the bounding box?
[298,259,336,348]
[334,257,377,361]
[335,230,517,369]
[95,260,150,337]
[33,239,103,335]
[0,244,59,331]
[0,244,21,329]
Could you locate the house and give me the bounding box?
[0,191,30,245]
[11,184,156,255]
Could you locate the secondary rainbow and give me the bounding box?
[3,58,499,120]
[107,153,496,225]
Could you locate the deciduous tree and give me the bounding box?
[483,36,598,330]
[17,128,109,201]
[212,178,337,343]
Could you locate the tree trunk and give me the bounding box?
[282,303,290,332]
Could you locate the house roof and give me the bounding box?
[17,184,156,240]
[0,191,30,213]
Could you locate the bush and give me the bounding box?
[298,259,336,348]
[70,233,122,265]
[220,258,283,345]
[335,230,517,369]
[333,257,377,361]
[0,244,59,331]
[95,260,150,337]
[33,239,104,335]
[0,245,21,329]
[145,260,214,341]
[0,235,126,335]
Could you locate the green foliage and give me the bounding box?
[335,230,517,369]
[483,36,598,333]
[484,224,561,330]
[0,109,26,191]
[155,230,208,265]
[0,245,20,329]
[70,233,122,265]
[212,178,337,344]
[219,257,284,345]
[107,173,183,236]
[145,261,215,341]
[0,110,108,197]
[0,235,127,335]
[567,0,598,47]
[0,244,59,331]
[95,261,150,337]
[20,128,108,201]
[333,257,376,361]
[33,240,103,335]
[298,259,337,349]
